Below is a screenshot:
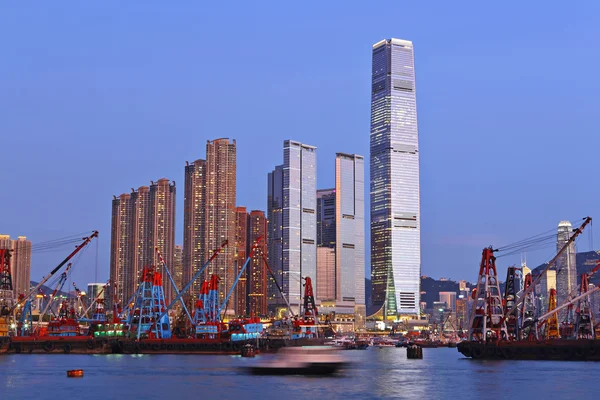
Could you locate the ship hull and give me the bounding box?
[2,336,325,355]
[9,336,111,354]
[457,339,600,361]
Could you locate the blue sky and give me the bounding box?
[2,2,599,289]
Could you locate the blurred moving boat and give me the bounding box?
[244,346,348,376]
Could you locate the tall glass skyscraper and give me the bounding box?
[283,140,317,313]
[370,38,421,317]
[336,153,366,320]
[556,220,577,320]
[267,165,284,314]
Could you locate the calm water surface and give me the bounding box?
[0,347,595,399]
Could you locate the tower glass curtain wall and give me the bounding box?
[556,220,577,320]
[205,139,237,314]
[370,38,421,317]
[336,153,365,317]
[317,189,336,248]
[267,165,284,314]
[183,159,206,301]
[283,140,317,313]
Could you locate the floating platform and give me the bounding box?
[457,339,600,361]
[2,336,325,355]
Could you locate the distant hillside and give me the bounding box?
[30,281,73,299]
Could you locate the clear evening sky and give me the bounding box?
[2,2,599,289]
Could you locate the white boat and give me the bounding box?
[371,339,397,347]
[243,346,348,376]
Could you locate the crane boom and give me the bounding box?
[155,247,194,325]
[81,280,110,319]
[537,285,600,323]
[10,231,98,313]
[502,217,591,321]
[37,263,72,332]
[260,252,296,317]
[150,241,228,330]
[216,237,263,317]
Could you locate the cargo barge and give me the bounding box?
[458,339,600,361]
[2,336,324,355]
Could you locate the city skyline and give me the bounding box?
[3,3,600,290]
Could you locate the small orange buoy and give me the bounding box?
[67,369,84,378]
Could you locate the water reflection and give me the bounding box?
[1,348,599,399]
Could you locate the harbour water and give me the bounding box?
[1,347,596,399]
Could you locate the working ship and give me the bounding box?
[457,217,600,361]
[0,233,326,355]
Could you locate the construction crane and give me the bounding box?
[535,261,600,330]
[574,272,595,339]
[129,241,228,339]
[155,247,193,326]
[0,249,14,336]
[501,217,591,323]
[81,280,110,321]
[519,273,538,341]
[467,247,507,342]
[35,263,73,334]
[502,266,520,340]
[544,289,560,339]
[10,231,98,315]
[259,252,296,318]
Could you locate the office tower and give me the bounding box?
[205,138,237,313]
[439,292,457,312]
[317,189,336,248]
[173,245,183,290]
[556,221,577,320]
[234,207,249,315]
[110,179,176,307]
[316,247,335,301]
[0,235,32,298]
[370,38,421,317]
[110,193,135,305]
[183,159,207,300]
[282,140,317,313]
[335,153,365,319]
[267,165,284,314]
[248,210,268,316]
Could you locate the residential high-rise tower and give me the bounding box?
[0,235,31,298]
[205,138,237,313]
[234,206,249,316]
[183,159,207,300]
[370,38,421,317]
[110,179,176,307]
[248,210,268,316]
